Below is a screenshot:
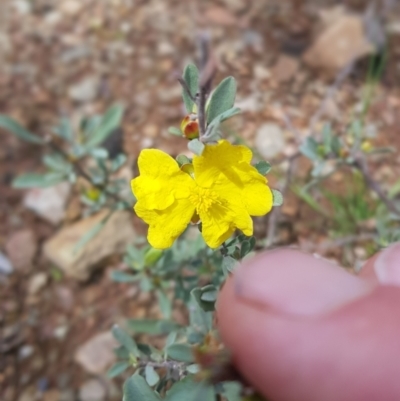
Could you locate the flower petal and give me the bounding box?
[131,149,194,211]
[194,140,273,216]
[193,140,252,187]
[135,198,195,249]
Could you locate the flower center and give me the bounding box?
[190,186,221,214]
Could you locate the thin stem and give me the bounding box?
[353,155,400,217]
[46,137,131,208]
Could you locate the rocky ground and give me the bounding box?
[1,0,400,400]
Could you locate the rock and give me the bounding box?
[74,332,117,374]
[23,182,71,225]
[60,0,83,16]
[44,210,135,280]
[18,345,34,360]
[271,55,299,83]
[28,273,48,295]
[253,64,271,81]
[79,379,106,401]
[5,230,37,272]
[220,0,246,11]
[205,6,237,26]
[68,76,99,103]
[0,252,13,275]
[303,14,376,72]
[255,123,285,160]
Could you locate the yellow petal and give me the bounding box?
[194,140,273,216]
[131,149,194,210]
[193,140,252,187]
[135,198,195,249]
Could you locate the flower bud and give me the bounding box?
[181,114,199,140]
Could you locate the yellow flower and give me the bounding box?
[131,140,273,249]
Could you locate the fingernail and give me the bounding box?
[235,250,374,317]
[374,242,400,286]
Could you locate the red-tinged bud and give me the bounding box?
[181,114,199,140]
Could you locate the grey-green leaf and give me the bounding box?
[107,361,130,378]
[207,76,237,123]
[165,376,200,401]
[166,344,194,363]
[182,64,199,113]
[123,374,161,401]
[272,189,283,206]
[221,382,242,401]
[85,104,124,148]
[300,137,319,160]
[222,256,239,274]
[0,115,45,144]
[111,271,139,283]
[156,290,172,319]
[188,139,205,156]
[255,161,272,175]
[12,172,66,188]
[145,366,160,387]
[168,126,183,137]
[112,325,140,357]
[127,319,180,335]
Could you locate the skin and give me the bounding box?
[217,242,400,401]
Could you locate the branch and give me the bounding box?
[197,33,216,139]
[46,137,131,209]
[266,155,297,247]
[353,154,400,217]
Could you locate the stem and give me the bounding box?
[47,138,131,209]
[353,155,400,217]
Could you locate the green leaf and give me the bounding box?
[54,117,74,142]
[176,154,192,167]
[166,376,201,401]
[192,287,215,312]
[188,139,205,155]
[207,76,237,124]
[42,153,70,172]
[240,240,251,259]
[144,247,163,267]
[186,364,200,374]
[85,104,124,148]
[272,189,283,206]
[156,290,172,319]
[111,154,127,172]
[12,172,66,188]
[322,123,332,153]
[166,344,194,363]
[112,325,140,357]
[145,366,160,387]
[221,256,239,274]
[182,64,199,113]
[107,361,130,378]
[217,106,241,123]
[0,115,44,144]
[90,148,109,159]
[168,126,183,137]
[123,374,161,401]
[300,137,319,160]
[127,319,180,335]
[111,271,139,283]
[255,161,272,175]
[199,285,218,303]
[221,382,242,401]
